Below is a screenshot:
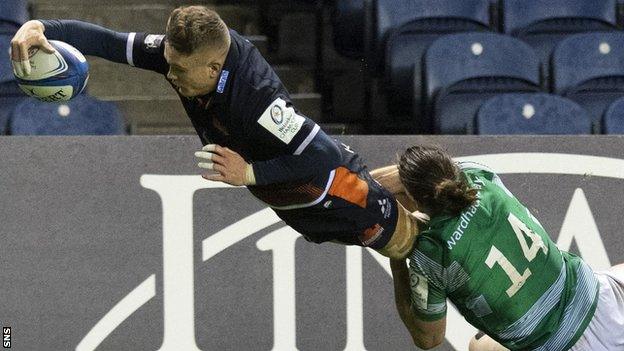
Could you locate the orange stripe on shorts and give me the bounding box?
[328,167,369,208]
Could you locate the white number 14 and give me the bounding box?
[485,213,548,297]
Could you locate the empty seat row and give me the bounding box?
[333,0,624,120]
[423,31,624,134]
[476,93,589,134]
[7,94,125,135]
[456,92,624,135]
[1,30,23,134]
[426,32,539,133]
[383,0,491,116]
[0,0,28,32]
[483,93,624,134]
[334,0,622,63]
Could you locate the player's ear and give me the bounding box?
[209,62,222,78]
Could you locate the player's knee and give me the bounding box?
[468,331,509,351]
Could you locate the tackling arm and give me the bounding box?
[390,258,446,350]
[370,165,418,212]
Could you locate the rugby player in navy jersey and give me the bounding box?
[10,6,419,258]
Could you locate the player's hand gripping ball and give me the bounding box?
[13,40,89,102]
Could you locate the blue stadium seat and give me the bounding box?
[382,0,491,125]
[332,0,367,59]
[475,93,591,134]
[424,32,541,134]
[9,94,126,135]
[0,0,29,30]
[0,33,23,134]
[1,34,15,85]
[502,0,618,83]
[373,0,491,73]
[552,32,624,133]
[603,97,624,134]
[0,91,25,134]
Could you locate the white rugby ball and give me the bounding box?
[14,40,89,102]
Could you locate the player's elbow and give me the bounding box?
[306,130,342,170]
[409,326,445,350]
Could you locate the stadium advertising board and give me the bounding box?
[1,136,623,351]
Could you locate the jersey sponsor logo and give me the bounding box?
[257,98,305,145]
[378,198,392,219]
[360,223,384,246]
[409,271,429,310]
[216,70,229,94]
[143,34,164,53]
[447,184,482,250]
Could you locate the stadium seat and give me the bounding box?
[603,97,624,134]
[424,32,541,134]
[475,93,592,134]
[0,34,14,87]
[0,90,25,135]
[552,32,624,133]
[0,0,29,29]
[332,0,367,59]
[502,0,618,84]
[383,0,491,121]
[9,93,126,135]
[372,0,491,74]
[0,33,23,134]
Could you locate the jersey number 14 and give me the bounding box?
[485,213,549,297]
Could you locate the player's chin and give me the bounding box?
[179,88,204,98]
[177,87,192,97]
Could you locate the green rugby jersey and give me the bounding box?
[407,162,599,351]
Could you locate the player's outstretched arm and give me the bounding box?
[11,19,159,77]
[390,259,446,350]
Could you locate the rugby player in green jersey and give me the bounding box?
[380,145,624,350]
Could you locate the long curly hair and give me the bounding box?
[398,145,478,217]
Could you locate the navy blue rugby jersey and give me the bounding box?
[38,20,352,209]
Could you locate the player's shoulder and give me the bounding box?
[457,161,514,201]
[414,231,448,258]
[229,30,283,95]
[457,161,497,181]
[228,43,286,121]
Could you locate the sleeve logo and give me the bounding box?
[144,35,164,48]
[409,271,429,310]
[258,98,305,144]
[143,35,164,53]
[271,105,284,124]
[216,70,229,94]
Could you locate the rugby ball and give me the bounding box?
[14,40,89,102]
